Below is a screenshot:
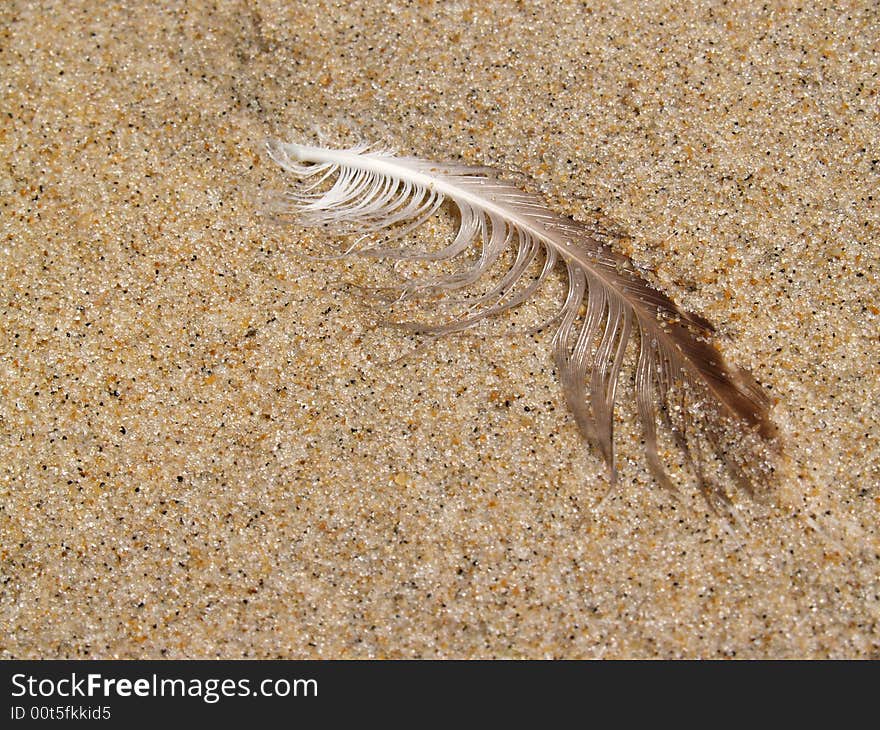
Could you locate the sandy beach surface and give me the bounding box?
[1,0,878,658]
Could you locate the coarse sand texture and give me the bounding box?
[1,1,878,658]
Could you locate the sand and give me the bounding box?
[1,0,878,658]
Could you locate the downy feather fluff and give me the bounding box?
[267,139,778,508]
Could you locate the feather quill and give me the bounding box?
[267,139,778,507]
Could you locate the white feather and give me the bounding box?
[267,139,778,508]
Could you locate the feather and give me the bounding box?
[267,139,778,507]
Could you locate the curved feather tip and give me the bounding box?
[267,138,779,509]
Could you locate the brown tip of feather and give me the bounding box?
[728,364,777,440]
